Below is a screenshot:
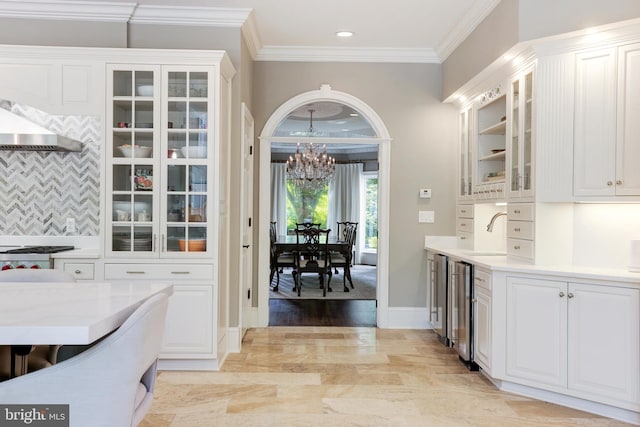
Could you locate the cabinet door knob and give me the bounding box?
[616,180,622,185]
[74,270,81,275]
[607,181,613,186]
[559,291,565,297]
[514,245,520,250]
[567,292,574,298]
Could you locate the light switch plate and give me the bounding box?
[418,210,435,223]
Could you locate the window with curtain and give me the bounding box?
[363,172,378,251]
[285,181,329,232]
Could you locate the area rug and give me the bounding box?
[269,265,377,300]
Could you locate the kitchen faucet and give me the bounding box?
[486,212,507,232]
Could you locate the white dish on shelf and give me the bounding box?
[113,201,152,216]
[118,145,152,158]
[136,85,153,96]
[181,146,207,159]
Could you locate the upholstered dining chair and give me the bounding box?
[0,292,169,427]
[0,268,76,377]
[270,221,295,292]
[293,227,333,297]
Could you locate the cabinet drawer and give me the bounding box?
[63,263,95,280]
[507,238,534,259]
[474,268,492,291]
[457,204,474,218]
[457,218,474,233]
[104,263,214,280]
[507,220,534,240]
[457,231,473,249]
[507,203,534,221]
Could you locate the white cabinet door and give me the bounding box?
[568,282,640,407]
[161,283,214,357]
[616,43,640,196]
[506,276,567,387]
[574,48,617,197]
[473,285,492,372]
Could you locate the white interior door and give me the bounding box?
[240,103,255,330]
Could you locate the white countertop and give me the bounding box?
[0,282,173,345]
[425,236,640,286]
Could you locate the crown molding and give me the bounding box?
[241,10,262,61]
[129,5,251,27]
[255,46,440,64]
[436,0,503,61]
[0,0,136,22]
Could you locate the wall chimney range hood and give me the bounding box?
[0,101,82,152]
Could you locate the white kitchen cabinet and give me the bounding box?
[505,276,640,410]
[473,268,492,373]
[574,44,640,198]
[458,107,473,200]
[473,86,506,200]
[507,69,534,200]
[106,64,220,258]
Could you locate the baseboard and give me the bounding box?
[383,306,429,329]
[227,326,242,353]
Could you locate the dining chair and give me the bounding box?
[270,221,295,292]
[0,293,169,427]
[296,222,321,231]
[293,227,333,297]
[0,268,76,377]
[331,222,358,290]
[333,221,358,272]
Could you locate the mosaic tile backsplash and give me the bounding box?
[0,103,100,236]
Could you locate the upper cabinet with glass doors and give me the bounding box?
[458,107,473,200]
[508,70,534,200]
[106,65,215,258]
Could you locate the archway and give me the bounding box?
[256,84,392,327]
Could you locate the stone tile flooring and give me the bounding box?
[141,327,632,426]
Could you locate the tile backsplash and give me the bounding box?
[0,103,101,236]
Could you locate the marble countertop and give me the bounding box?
[425,236,640,286]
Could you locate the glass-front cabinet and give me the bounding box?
[458,107,473,200]
[474,86,506,199]
[508,69,534,199]
[106,65,214,257]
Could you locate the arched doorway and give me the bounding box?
[255,85,392,327]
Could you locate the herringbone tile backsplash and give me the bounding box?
[0,103,101,236]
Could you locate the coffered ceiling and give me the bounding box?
[0,0,501,62]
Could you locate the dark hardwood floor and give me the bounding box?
[269,299,377,327]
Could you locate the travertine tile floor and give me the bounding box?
[141,327,631,426]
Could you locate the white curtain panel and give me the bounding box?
[328,163,363,263]
[270,163,287,236]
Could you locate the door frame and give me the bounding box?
[256,84,392,327]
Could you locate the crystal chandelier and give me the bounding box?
[286,110,335,190]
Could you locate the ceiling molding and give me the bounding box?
[129,5,251,26]
[436,0,503,62]
[241,10,262,60]
[255,46,441,64]
[0,0,136,22]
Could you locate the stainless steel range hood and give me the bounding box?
[0,102,82,152]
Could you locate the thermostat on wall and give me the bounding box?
[419,188,432,198]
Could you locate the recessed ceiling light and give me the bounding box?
[336,31,354,38]
[349,112,359,117]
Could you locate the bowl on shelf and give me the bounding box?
[180,146,207,159]
[118,145,152,158]
[136,85,153,96]
[178,239,206,252]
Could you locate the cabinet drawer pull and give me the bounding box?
[559,292,565,297]
[461,210,466,214]
[171,271,191,275]
[74,270,82,274]
[513,245,520,250]
[460,236,467,240]
[125,271,146,274]
[514,227,521,232]
[461,223,466,227]
[568,292,574,298]
[514,209,521,214]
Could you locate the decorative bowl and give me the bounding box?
[178,239,206,252]
[180,146,207,159]
[118,145,152,158]
[136,85,153,96]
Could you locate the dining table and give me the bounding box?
[273,234,352,289]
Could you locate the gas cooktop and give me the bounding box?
[0,245,75,254]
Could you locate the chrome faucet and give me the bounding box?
[486,212,507,232]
